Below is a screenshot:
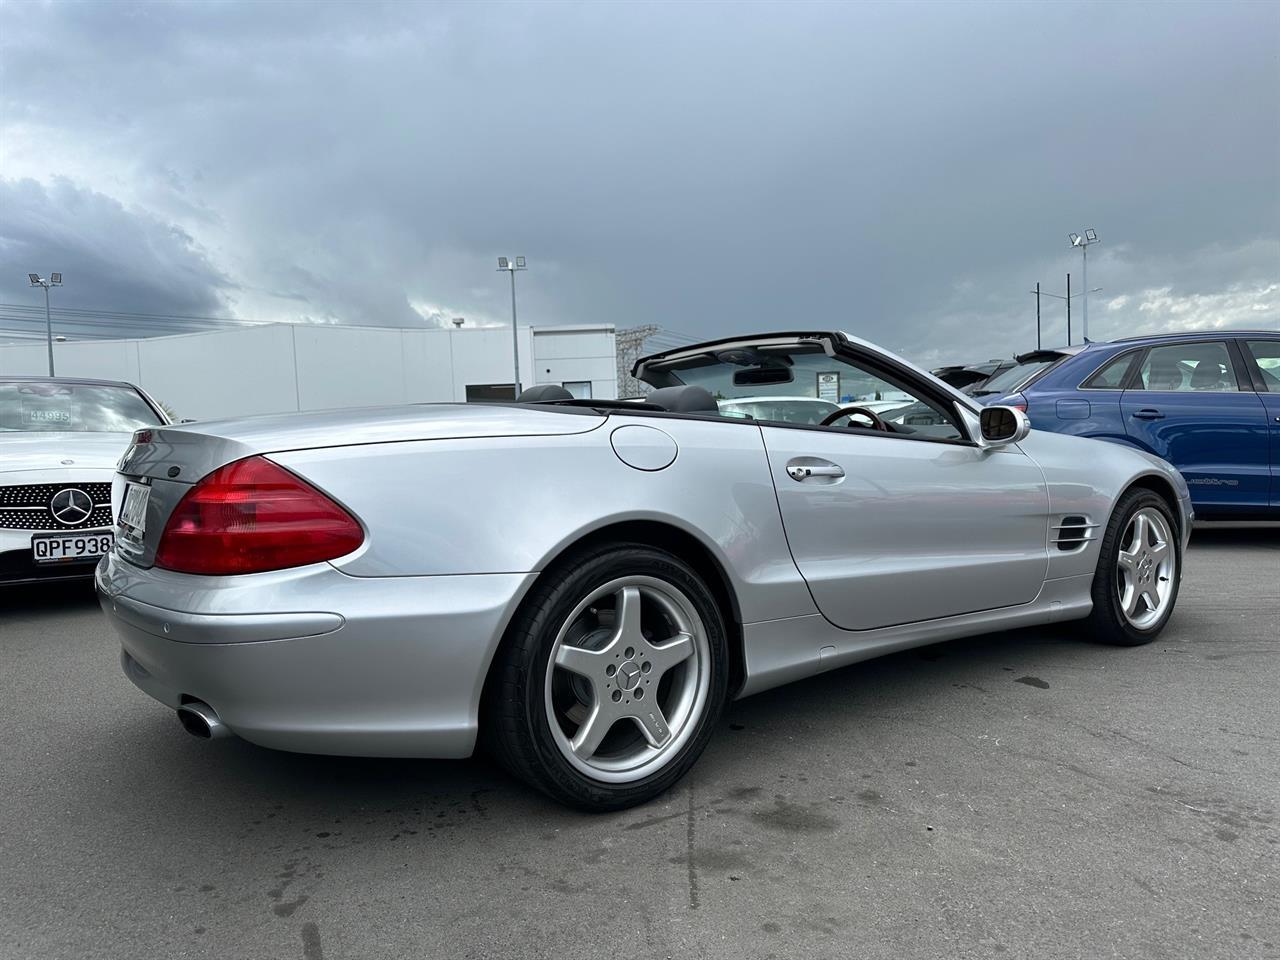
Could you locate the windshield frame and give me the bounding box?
[634,331,977,445]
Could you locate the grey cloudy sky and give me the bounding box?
[1,0,1277,364]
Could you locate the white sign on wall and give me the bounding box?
[816,372,841,403]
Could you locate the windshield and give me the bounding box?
[0,382,162,433]
[972,357,1058,395]
[648,343,964,440]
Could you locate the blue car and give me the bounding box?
[977,330,1280,519]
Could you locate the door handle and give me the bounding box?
[1131,409,1165,421]
[786,462,845,481]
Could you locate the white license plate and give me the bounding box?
[118,482,150,539]
[32,532,113,565]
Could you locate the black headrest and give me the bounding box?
[517,384,573,403]
[646,385,719,413]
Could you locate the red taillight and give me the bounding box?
[155,456,363,575]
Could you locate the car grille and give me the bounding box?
[0,482,114,531]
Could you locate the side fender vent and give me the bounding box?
[1053,515,1096,552]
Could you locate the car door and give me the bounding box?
[1119,340,1270,513]
[1240,337,1280,508]
[760,367,1049,632]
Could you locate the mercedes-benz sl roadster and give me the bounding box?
[97,331,1192,810]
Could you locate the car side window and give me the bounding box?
[1245,340,1280,391]
[828,360,966,442]
[1132,342,1239,392]
[1082,352,1135,389]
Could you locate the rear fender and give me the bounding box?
[273,416,818,625]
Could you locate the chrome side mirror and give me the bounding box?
[980,405,1031,445]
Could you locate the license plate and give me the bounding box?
[118,482,150,540]
[32,532,113,565]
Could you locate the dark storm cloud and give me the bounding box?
[0,177,229,338]
[0,0,1276,359]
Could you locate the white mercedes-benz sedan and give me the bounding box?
[96,331,1193,810]
[1,377,168,586]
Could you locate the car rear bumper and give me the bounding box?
[95,551,535,758]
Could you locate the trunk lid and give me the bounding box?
[112,402,604,569]
[118,402,604,483]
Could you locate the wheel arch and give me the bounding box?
[1122,472,1184,539]
[479,518,748,729]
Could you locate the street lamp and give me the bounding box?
[28,272,63,376]
[1068,230,1100,342]
[497,256,527,398]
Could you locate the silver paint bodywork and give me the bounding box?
[96,332,1193,759]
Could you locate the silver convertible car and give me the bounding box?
[97,331,1192,810]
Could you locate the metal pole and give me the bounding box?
[1035,282,1041,350]
[1081,245,1089,342]
[1066,273,1072,346]
[509,268,521,398]
[44,284,55,377]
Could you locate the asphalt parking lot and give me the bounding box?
[2,527,1277,960]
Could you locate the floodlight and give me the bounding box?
[1084,229,1097,243]
[497,256,509,270]
[515,256,526,268]
[1068,233,1081,246]
[50,272,62,284]
[29,273,41,285]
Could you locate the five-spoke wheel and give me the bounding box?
[488,544,728,810]
[545,577,710,782]
[1115,507,1176,629]
[1087,488,1181,646]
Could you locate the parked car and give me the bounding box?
[97,330,1192,810]
[975,330,1280,519]
[1,377,168,585]
[967,347,1082,399]
[932,360,1010,391]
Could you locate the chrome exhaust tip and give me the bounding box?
[176,701,231,740]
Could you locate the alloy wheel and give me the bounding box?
[543,575,711,784]
[1115,506,1176,630]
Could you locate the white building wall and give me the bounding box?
[140,325,301,419]
[400,329,459,403]
[0,323,616,420]
[531,327,619,399]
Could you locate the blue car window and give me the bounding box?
[1245,340,1280,391]
[1133,342,1239,392]
[1082,352,1136,389]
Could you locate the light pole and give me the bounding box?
[28,272,63,376]
[1068,230,1099,342]
[497,256,526,398]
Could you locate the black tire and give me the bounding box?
[1085,488,1182,646]
[485,542,730,811]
